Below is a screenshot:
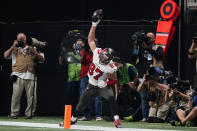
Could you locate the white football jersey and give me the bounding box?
[88,48,117,86]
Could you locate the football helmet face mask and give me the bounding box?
[99,48,114,65]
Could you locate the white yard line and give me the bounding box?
[0,121,178,131]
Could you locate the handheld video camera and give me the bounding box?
[59,30,88,61]
[131,31,149,48]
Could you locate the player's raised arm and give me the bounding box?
[88,9,103,52]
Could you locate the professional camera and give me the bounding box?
[163,69,191,93]
[59,30,87,61]
[145,66,164,82]
[131,31,149,48]
[16,37,48,49]
[162,70,175,83]
[16,40,25,47]
[67,30,87,43]
[145,67,156,81]
[170,79,191,93]
[27,37,48,48]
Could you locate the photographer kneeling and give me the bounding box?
[137,72,171,123]
[137,46,171,123]
[176,89,197,126]
[164,78,191,125]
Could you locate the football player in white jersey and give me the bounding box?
[70,9,122,128]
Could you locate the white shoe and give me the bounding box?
[96,117,102,121]
[78,116,88,121]
[140,118,147,122]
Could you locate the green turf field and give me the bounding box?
[0,116,197,131]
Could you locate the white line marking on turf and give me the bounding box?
[0,121,178,131]
[0,121,60,129]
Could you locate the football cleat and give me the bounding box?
[114,119,122,128]
[71,116,78,125]
[123,115,133,122]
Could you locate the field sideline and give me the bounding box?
[0,116,197,131]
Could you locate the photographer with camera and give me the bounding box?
[137,71,171,123]
[137,45,172,123]
[176,89,197,126]
[165,84,190,125]
[4,33,45,119]
[131,31,156,122]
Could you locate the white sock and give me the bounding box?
[114,115,119,120]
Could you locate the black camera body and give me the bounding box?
[170,79,191,93]
[16,40,25,47]
[164,69,191,93]
[131,31,149,47]
[145,66,164,83]
[145,74,152,81]
[60,30,88,60]
[16,38,47,49]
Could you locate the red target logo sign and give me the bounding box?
[160,0,180,21]
[155,0,180,60]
